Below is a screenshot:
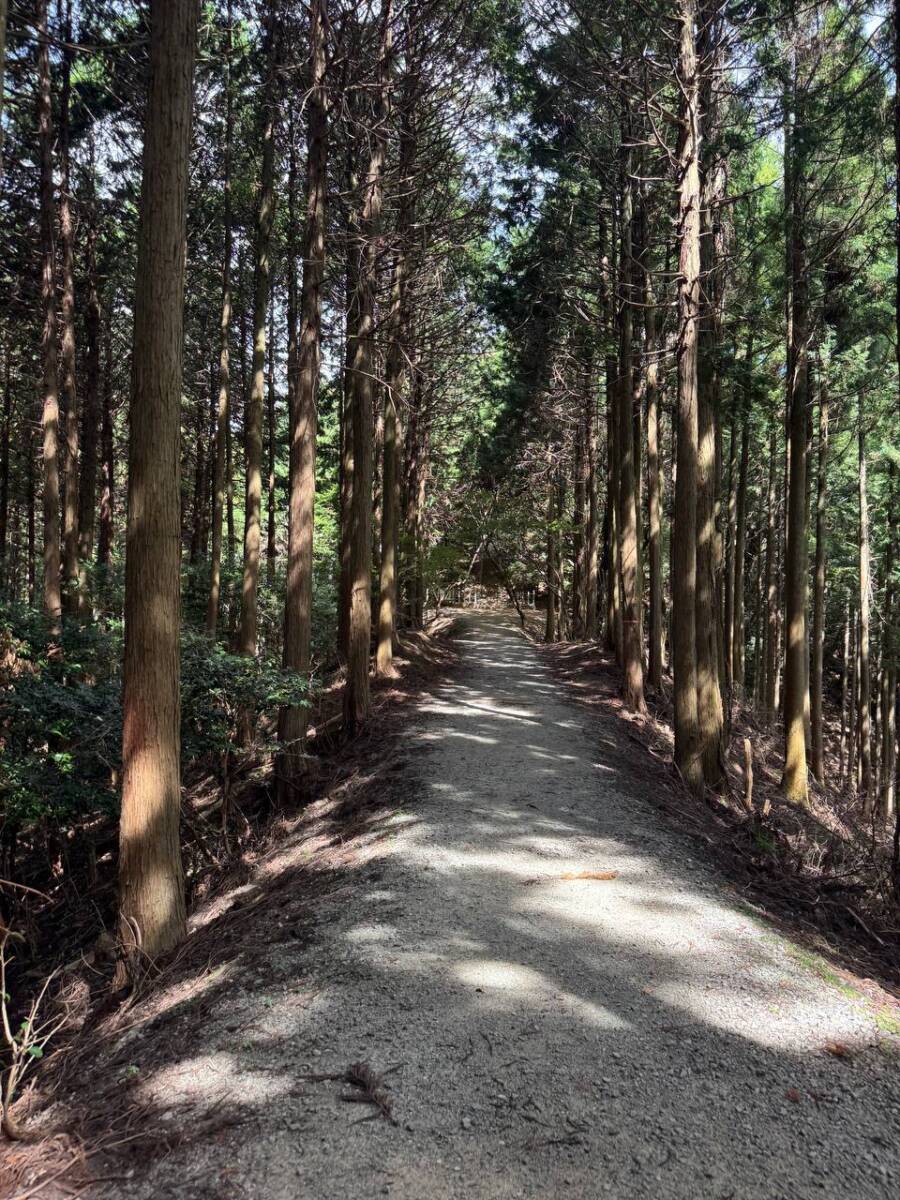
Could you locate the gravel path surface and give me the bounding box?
[99,614,900,1200]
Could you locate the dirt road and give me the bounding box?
[92,614,899,1200]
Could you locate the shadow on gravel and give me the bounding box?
[31,616,900,1200]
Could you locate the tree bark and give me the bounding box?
[97,305,114,568]
[858,400,872,814]
[278,0,327,794]
[344,1,393,731]
[78,159,102,579]
[377,53,416,675]
[782,35,810,805]
[118,0,198,968]
[646,264,663,690]
[616,131,645,712]
[206,6,233,637]
[672,0,704,795]
[59,1,81,616]
[810,369,828,783]
[238,10,277,658]
[37,0,61,637]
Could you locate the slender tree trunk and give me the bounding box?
[732,390,750,691]
[0,0,8,193]
[57,0,82,615]
[377,59,416,675]
[673,0,704,794]
[839,599,850,783]
[205,6,233,637]
[572,417,585,639]
[782,36,810,804]
[617,132,645,712]
[78,160,102,580]
[277,0,326,794]
[344,2,392,731]
[810,371,828,783]
[0,347,11,572]
[585,356,599,640]
[37,0,61,636]
[646,270,663,690]
[881,470,897,820]
[266,301,277,582]
[117,0,198,969]
[859,401,873,814]
[723,414,736,700]
[338,135,360,661]
[605,354,621,659]
[97,307,114,568]
[238,11,277,657]
[545,466,558,643]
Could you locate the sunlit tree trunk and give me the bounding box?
[858,400,872,814]
[37,0,61,637]
[810,370,828,783]
[782,34,810,804]
[732,388,750,692]
[278,0,327,792]
[881,467,897,820]
[377,53,416,675]
[672,0,703,794]
[344,1,392,731]
[58,1,81,615]
[118,0,198,969]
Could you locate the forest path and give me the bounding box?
[101,614,898,1200]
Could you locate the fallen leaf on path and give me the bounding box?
[823,1041,851,1059]
[560,870,618,881]
[784,1088,802,1103]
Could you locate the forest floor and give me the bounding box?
[11,612,900,1199]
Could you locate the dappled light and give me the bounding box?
[54,614,898,1199]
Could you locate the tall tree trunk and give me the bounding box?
[859,400,873,814]
[572,413,586,639]
[238,10,277,658]
[344,1,392,731]
[266,301,277,582]
[732,388,750,691]
[646,266,663,689]
[672,0,703,795]
[696,33,725,784]
[117,0,198,969]
[782,37,810,804]
[585,353,599,640]
[0,0,8,193]
[545,465,558,643]
[881,468,897,820]
[277,0,326,794]
[839,599,850,784]
[97,306,114,568]
[37,0,61,636]
[58,0,81,615]
[377,56,416,675]
[78,159,102,579]
[0,346,11,572]
[206,9,233,635]
[338,128,360,661]
[617,131,645,712]
[605,354,621,659]
[810,369,828,783]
